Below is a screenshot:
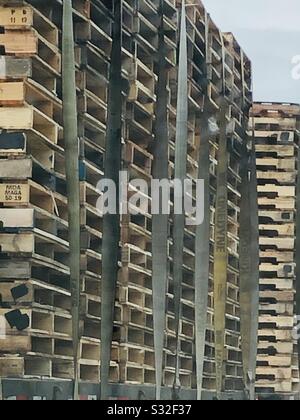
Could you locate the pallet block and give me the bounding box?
[0,30,37,55]
[0,183,29,205]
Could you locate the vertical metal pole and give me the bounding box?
[62,0,81,401]
[100,0,122,400]
[239,141,252,397]
[213,99,228,398]
[239,45,259,399]
[152,0,169,401]
[173,0,188,391]
[213,33,229,398]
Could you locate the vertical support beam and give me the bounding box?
[195,10,211,400]
[239,142,252,395]
[296,109,300,383]
[248,132,259,400]
[101,0,122,400]
[195,109,211,400]
[239,48,259,398]
[152,0,170,401]
[213,99,228,398]
[173,0,188,390]
[62,0,81,401]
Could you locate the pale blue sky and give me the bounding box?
[202,0,300,103]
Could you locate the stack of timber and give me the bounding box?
[201,28,252,392]
[0,0,119,385]
[165,0,203,389]
[116,0,162,386]
[0,0,254,399]
[0,1,74,380]
[75,0,119,383]
[251,102,300,397]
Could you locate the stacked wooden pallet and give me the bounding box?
[118,0,177,387]
[0,0,120,384]
[251,102,300,396]
[164,0,203,389]
[0,0,254,398]
[0,2,74,380]
[76,0,120,383]
[221,33,252,392]
[199,25,252,392]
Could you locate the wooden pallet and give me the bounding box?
[254,130,295,144]
[252,102,300,118]
[256,157,296,171]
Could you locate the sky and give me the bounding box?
[202,0,300,103]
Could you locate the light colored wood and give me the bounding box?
[0,233,34,253]
[259,315,294,329]
[258,197,295,210]
[0,30,37,55]
[260,250,294,263]
[259,237,294,250]
[259,223,294,236]
[253,130,295,141]
[0,6,33,27]
[258,210,294,223]
[258,185,295,197]
[258,329,293,341]
[259,302,294,315]
[257,342,293,354]
[256,380,293,393]
[253,116,297,131]
[256,144,295,156]
[0,208,34,228]
[252,102,300,117]
[259,278,294,290]
[256,367,292,379]
[260,290,295,301]
[256,355,292,367]
[257,171,295,184]
[256,157,295,171]
[0,81,24,104]
[0,106,33,129]
[0,282,33,303]
[0,183,29,205]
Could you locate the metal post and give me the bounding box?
[152,0,170,401]
[62,0,81,401]
[100,0,122,401]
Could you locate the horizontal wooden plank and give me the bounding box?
[0,158,32,179]
[258,329,293,341]
[0,106,33,129]
[0,30,37,55]
[0,56,32,79]
[0,233,34,253]
[0,208,34,228]
[257,355,292,367]
[0,81,24,104]
[258,341,293,354]
[0,357,25,376]
[258,185,295,197]
[0,6,33,27]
